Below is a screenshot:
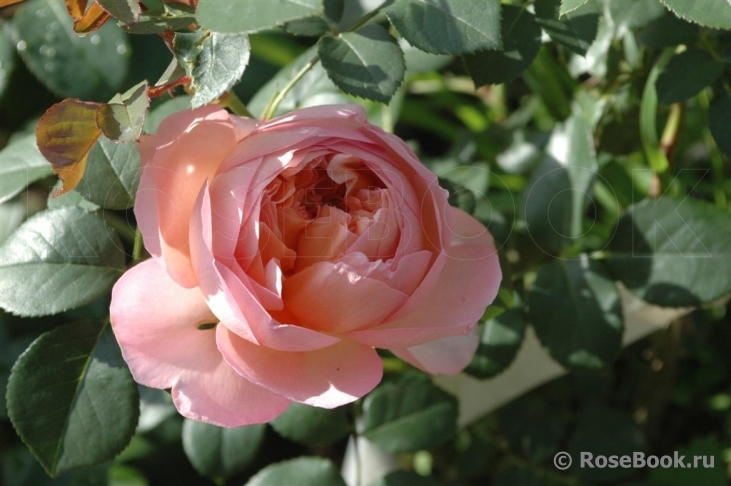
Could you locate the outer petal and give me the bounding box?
[283,260,409,333]
[348,208,501,348]
[110,260,290,426]
[217,326,383,408]
[135,106,255,288]
[390,325,479,375]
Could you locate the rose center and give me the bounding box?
[255,154,395,274]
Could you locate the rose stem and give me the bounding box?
[259,8,388,121]
[261,54,320,121]
[132,228,143,264]
[220,90,254,118]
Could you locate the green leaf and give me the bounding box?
[0,207,125,316]
[76,136,140,210]
[465,307,526,379]
[608,197,731,307]
[464,5,541,86]
[0,28,16,99]
[249,45,401,125]
[522,116,597,254]
[0,327,33,420]
[0,199,26,246]
[270,403,351,445]
[182,420,265,481]
[524,48,575,120]
[324,0,345,26]
[649,436,726,485]
[370,471,449,486]
[6,321,139,477]
[640,49,673,173]
[1,446,110,486]
[245,457,346,486]
[439,177,477,215]
[196,0,322,34]
[401,39,453,73]
[535,0,599,56]
[318,25,405,104]
[0,133,54,204]
[361,373,458,453]
[97,0,142,24]
[494,466,549,486]
[606,0,666,32]
[284,16,331,37]
[97,81,149,143]
[174,30,251,108]
[656,50,723,105]
[527,257,623,370]
[660,0,731,30]
[248,46,349,119]
[136,386,176,433]
[9,0,129,101]
[637,12,699,49]
[498,395,568,462]
[47,181,101,211]
[566,404,644,482]
[710,93,731,156]
[560,0,589,16]
[385,0,502,55]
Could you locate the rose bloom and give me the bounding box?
[111,104,501,426]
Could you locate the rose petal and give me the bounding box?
[390,325,480,375]
[172,363,291,427]
[348,210,501,348]
[217,326,383,408]
[135,106,255,288]
[338,250,431,297]
[110,260,290,426]
[217,261,342,350]
[190,183,340,352]
[294,205,352,272]
[284,260,409,333]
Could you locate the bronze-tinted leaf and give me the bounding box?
[0,0,27,7]
[74,1,111,34]
[64,0,88,19]
[36,99,102,195]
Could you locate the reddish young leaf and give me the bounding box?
[0,0,26,7]
[74,1,111,34]
[36,99,103,196]
[64,0,88,19]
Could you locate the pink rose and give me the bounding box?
[110,104,501,426]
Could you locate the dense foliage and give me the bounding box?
[2,0,731,484]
